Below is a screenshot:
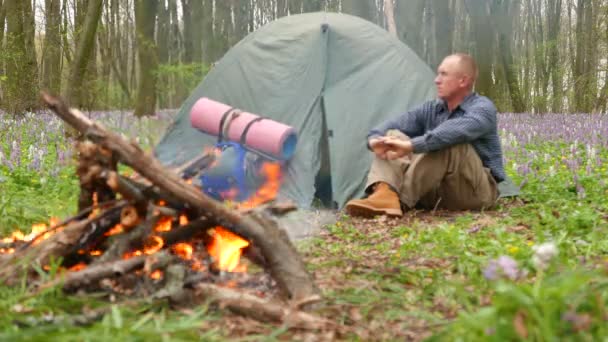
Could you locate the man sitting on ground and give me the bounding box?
[345,53,505,217]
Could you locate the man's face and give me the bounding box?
[434,56,468,100]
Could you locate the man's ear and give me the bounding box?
[460,75,471,89]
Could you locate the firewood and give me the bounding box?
[18,199,124,252]
[35,251,174,293]
[0,218,94,285]
[65,202,126,257]
[42,92,320,301]
[120,206,141,229]
[0,203,125,285]
[188,283,334,331]
[158,217,214,246]
[94,215,160,264]
[76,141,117,211]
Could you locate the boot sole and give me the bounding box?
[345,203,403,218]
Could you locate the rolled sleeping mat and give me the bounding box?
[190,97,298,160]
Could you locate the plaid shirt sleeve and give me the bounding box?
[409,99,497,153]
[366,101,431,144]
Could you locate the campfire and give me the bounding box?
[0,93,330,331]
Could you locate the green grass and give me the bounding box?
[1,123,608,341]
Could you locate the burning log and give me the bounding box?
[93,215,161,264]
[41,92,320,302]
[1,217,98,284]
[0,201,126,285]
[34,252,175,294]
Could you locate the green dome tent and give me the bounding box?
[155,12,437,209]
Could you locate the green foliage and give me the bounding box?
[155,62,209,109]
[1,111,608,339]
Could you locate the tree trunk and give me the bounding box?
[341,0,375,23]
[394,0,426,58]
[465,0,495,97]
[431,0,453,69]
[0,0,6,48]
[191,0,203,63]
[302,0,322,13]
[383,0,397,37]
[200,0,213,64]
[548,0,563,112]
[181,0,193,63]
[496,0,524,112]
[42,0,62,95]
[3,0,39,113]
[134,0,159,117]
[234,0,251,41]
[277,0,287,17]
[573,0,586,112]
[64,0,103,107]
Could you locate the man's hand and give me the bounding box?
[382,136,414,160]
[369,138,390,159]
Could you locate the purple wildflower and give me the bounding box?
[483,256,520,281]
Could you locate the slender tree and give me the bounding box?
[4,0,39,113]
[134,0,159,116]
[64,0,103,108]
[42,0,62,95]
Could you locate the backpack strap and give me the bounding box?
[239,117,265,145]
[217,108,241,142]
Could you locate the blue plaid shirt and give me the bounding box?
[368,93,506,182]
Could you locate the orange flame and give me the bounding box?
[143,236,164,255]
[0,217,62,251]
[154,217,173,232]
[179,215,189,226]
[238,162,282,209]
[172,243,193,260]
[123,250,142,259]
[207,227,249,272]
[88,193,100,218]
[150,270,163,280]
[104,224,124,236]
[69,263,87,271]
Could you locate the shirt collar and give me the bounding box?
[438,92,477,113]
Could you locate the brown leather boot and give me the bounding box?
[345,182,403,218]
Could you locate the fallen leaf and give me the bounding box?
[513,310,528,339]
[11,304,33,313]
[349,307,363,322]
[507,225,529,233]
[574,313,592,332]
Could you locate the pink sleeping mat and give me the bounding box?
[190,97,298,160]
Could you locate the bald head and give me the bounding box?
[444,53,478,89]
[434,53,478,109]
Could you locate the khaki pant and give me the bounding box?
[366,130,498,210]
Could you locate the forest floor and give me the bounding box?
[0,111,607,341]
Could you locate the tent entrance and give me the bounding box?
[314,96,336,208]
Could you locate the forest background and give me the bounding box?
[0,0,603,116]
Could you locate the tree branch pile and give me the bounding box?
[0,93,325,331]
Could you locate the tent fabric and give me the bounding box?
[155,12,518,208]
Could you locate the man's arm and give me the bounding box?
[409,100,497,153]
[366,101,433,143]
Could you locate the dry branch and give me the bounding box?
[190,283,333,330]
[42,92,319,301]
